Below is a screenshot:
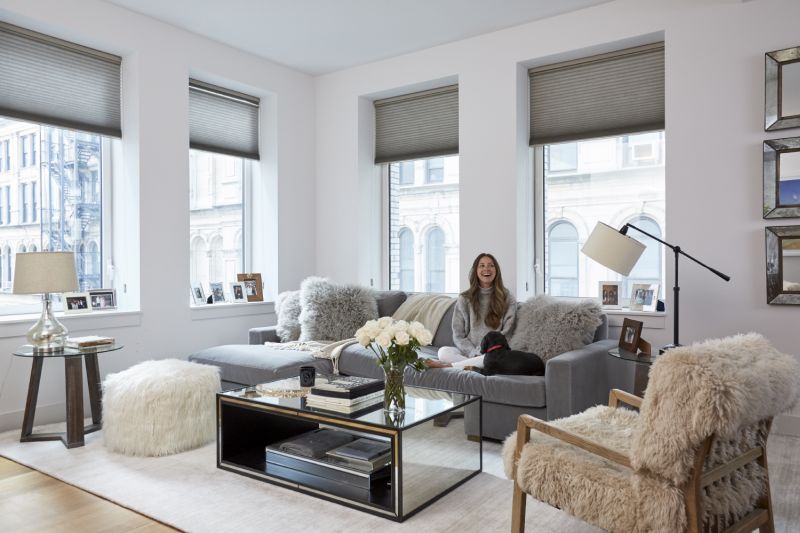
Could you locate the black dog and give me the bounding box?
[479,331,545,376]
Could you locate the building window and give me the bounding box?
[398,228,414,291]
[0,119,113,308]
[547,143,578,172]
[189,150,246,290]
[0,140,9,172]
[547,221,579,297]
[536,132,665,299]
[398,161,415,185]
[388,155,459,292]
[425,158,444,183]
[425,226,445,292]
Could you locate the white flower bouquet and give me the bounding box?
[355,317,433,372]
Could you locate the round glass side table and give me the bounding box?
[608,347,656,396]
[12,343,123,448]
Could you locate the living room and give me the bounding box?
[0,0,799,531]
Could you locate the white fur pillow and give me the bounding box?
[509,295,603,362]
[275,290,302,342]
[298,277,378,341]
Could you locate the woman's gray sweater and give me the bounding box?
[451,287,516,357]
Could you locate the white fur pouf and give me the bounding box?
[102,359,220,457]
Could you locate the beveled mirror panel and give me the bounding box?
[766,225,800,304]
[766,46,800,131]
[763,137,800,218]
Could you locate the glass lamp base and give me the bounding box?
[27,294,69,353]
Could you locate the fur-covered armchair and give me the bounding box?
[502,333,799,533]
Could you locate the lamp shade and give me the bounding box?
[12,252,79,294]
[581,222,646,277]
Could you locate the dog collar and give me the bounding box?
[485,344,504,353]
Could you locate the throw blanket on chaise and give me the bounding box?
[263,338,356,373]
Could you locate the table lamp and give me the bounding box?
[582,222,730,353]
[13,251,79,353]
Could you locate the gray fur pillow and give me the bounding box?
[275,290,302,342]
[298,277,378,341]
[509,295,603,362]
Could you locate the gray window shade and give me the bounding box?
[0,22,121,137]
[374,85,458,164]
[529,43,664,146]
[189,80,260,160]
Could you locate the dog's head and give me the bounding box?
[480,331,510,354]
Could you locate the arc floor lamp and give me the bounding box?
[582,222,731,353]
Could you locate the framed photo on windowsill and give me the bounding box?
[63,292,92,314]
[88,288,116,310]
[230,282,246,302]
[599,281,622,309]
[237,273,263,302]
[190,282,206,305]
[630,283,660,312]
[209,282,226,303]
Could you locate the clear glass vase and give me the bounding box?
[382,361,406,414]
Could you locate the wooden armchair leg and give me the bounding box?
[758,445,776,533]
[511,482,527,533]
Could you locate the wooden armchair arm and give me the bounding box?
[512,414,632,481]
[609,388,643,409]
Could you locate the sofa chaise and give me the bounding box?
[189,291,616,440]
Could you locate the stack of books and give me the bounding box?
[66,335,115,348]
[305,376,384,415]
[265,430,391,495]
[325,437,391,473]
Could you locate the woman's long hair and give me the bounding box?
[462,253,507,329]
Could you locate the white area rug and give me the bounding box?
[0,422,600,533]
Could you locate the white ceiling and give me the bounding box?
[105,0,611,75]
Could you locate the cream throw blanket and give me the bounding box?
[391,293,454,335]
[263,338,357,374]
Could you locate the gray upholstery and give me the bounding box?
[193,290,612,441]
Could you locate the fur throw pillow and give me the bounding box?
[509,295,603,362]
[298,277,378,341]
[275,290,302,342]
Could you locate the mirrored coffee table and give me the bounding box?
[13,343,123,448]
[217,377,482,521]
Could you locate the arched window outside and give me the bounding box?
[398,229,414,291]
[547,221,579,297]
[624,216,663,298]
[209,236,224,282]
[425,227,445,292]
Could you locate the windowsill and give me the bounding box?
[604,308,666,329]
[0,309,143,339]
[190,300,274,321]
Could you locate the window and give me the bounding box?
[398,228,414,291]
[536,132,665,299]
[425,226,446,292]
[425,158,444,183]
[0,140,9,171]
[388,155,459,292]
[547,143,578,172]
[398,161,415,185]
[0,119,113,310]
[21,133,36,167]
[547,221,579,296]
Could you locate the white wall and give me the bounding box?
[0,0,316,432]
[314,0,800,424]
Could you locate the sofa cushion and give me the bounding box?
[189,345,333,386]
[510,295,603,362]
[275,290,302,342]
[298,277,378,341]
[336,344,546,407]
[375,291,407,318]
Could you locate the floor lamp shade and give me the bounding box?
[12,252,79,353]
[581,222,646,277]
[13,252,79,294]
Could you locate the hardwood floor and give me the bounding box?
[0,457,178,532]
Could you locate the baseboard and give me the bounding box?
[773,413,800,437]
[0,402,69,435]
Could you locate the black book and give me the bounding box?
[327,437,391,462]
[266,447,390,489]
[310,376,384,399]
[265,462,389,501]
[277,428,355,459]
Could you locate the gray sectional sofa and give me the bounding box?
[189,291,617,440]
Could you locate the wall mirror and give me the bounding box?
[766,46,800,131]
[766,225,800,304]
[763,137,800,218]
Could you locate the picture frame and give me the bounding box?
[88,288,116,310]
[598,281,622,309]
[63,292,92,314]
[766,225,800,305]
[209,282,226,303]
[630,283,659,312]
[190,282,206,305]
[763,137,800,219]
[237,272,264,302]
[765,46,800,131]
[230,281,246,302]
[619,318,643,353]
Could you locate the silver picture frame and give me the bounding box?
[763,137,800,219]
[765,46,800,131]
[765,225,800,305]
